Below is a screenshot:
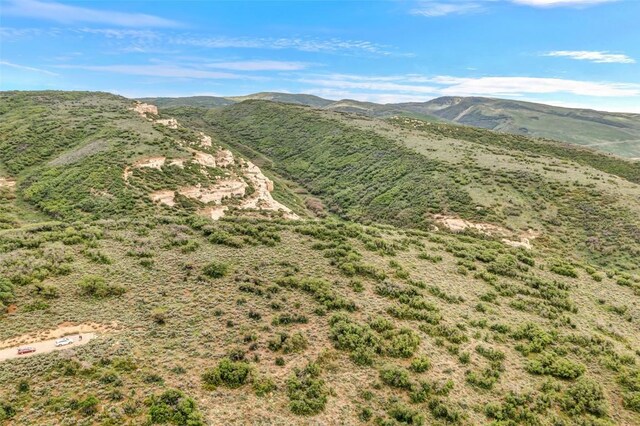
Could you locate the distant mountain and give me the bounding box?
[415,97,640,159]
[138,93,640,158]
[227,92,334,108]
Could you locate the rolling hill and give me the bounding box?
[1,91,640,425]
[140,93,640,159]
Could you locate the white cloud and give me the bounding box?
[170,36,401,56]
[298,75,438,94]
[436,76,640,97]
[410,0,618,16]
[410,1,484,17]
[56,64,243,79]
[544,50,635,64]
[298,74,640,104]
[205,60,310,71]
[512,0,617,6]
[0,60,59,76]
[2,0,180,28]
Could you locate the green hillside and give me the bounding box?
[416,97,640,159]
[1,92,640,426]
[136,93,640,159]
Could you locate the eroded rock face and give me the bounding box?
[0,178,16,188]
[199,132,212,147]
[216,149,235,167]
[124,109,298,220]
[156,118,178,129]
[131,102,158,117]
[434,214,537,249]
[240,161,299,220]
[179,180,247,204]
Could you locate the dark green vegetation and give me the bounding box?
[140,93,640,158]
[0,91,639,425]
[173,100,640,272]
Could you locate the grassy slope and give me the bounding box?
[174,101,640,272]
[2,217,640,425]
[1,93,640,425]
[417,97,640,158]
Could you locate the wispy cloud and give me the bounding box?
[512,0,617,7]
[171,35,402,56]
[299,75,438,94]
[56,64,243,79]
[435,76,640,96]
[544,50,635,63]
[2,0,180,28]
[410,0,617,16]
[298,73,640,102]
[410,1,485,17]
[0,60,59,76]
[205,60,310,71]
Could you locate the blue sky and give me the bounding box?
[1,0,639,112]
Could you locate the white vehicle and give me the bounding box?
[54,337,74,347]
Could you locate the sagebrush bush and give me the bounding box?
[77,275,125,298]
[147,389,204,425]
[202,261,229,279]
[562,378,608,417]
[201,358,252,389]
[286,362,328,416]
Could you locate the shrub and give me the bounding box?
[201,358,252,389]
[77,395,100,416]
[562,378,608,417]
[329,314,382,365]
[368,315,395,333]
[0,402,16,421]
[526,352,585,379]
[428,399,462,424]
[253,376,277,397]
[388,403,425,425]
[410,355,431,373]
[385,328,421,358]
[475,346,505,362]
[287,362,329,415]
[203,261,229,279]
[77,275,125,298]
[550,261,578,278]
[380,365,412,390]
[147,389,204,425]
[282,332,309,354]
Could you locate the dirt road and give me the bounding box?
[0,333,96,362]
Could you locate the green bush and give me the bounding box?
[0,401,16,421]
[380,364,412,390]
[77,395,100,416]
[77,275,125,298]
[385,328,421,358]
[410,355,431,373]
[428,398,462,424]
[203,261,229,279]
[253,376,277,397]
[388,403,425,425]
[329,314,382,365]
[147,389,204,425]
[526,352,585,379]
[562,378,608,417]
[287,362,329,416]
[201,358,252,389]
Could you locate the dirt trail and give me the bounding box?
[0,333,96,362]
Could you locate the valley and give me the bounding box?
[0,91,639,425]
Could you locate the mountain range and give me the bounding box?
[140,93,640,159]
